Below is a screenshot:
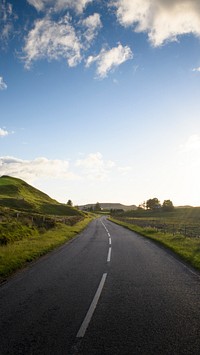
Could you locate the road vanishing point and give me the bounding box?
[0,217,200,354]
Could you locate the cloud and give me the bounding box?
[0,156,78,183]
[23,12,102,69]
[179,134,200,154]
[117,166,132,175]
[0,0,16,44]
[27,0,46,11]
[86,43,133,78]
[0,128,9,137]
[0,154,116,183]
[27,0,93,13]
[23,15,82,69]
[177,134,200,177]
[81,13,102,43]
[0,77,7,90]
[76,152,115,180]
[112,0,200,46]
[192,67,200,72]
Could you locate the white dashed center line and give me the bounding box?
[107,247,112,262]
[76,220,112,340]
[76,273,108,338]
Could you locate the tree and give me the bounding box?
[137,201,146,210]
[94,202,101,211]
[146,198,161,211]
[162,199,174,212]
[67,199,73,206]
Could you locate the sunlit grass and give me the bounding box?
[0,175,83,216]
[0,216,93,282]
[109,218,200,271]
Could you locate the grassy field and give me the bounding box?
[0,215,94,283]
[109,216,200,272]
[111,207,200,237]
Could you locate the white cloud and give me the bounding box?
[112,0,200,46]
[86,43,133,78]
[27,0,93,13]
[0,0,16,44]
[81,13,102,43]
[0,77,7,90]
[0,154,134,205]
[23,15,82,69]
[179,134,200,154]
[27,0,45,11]
[117,166,132,175]
[76,152,116,180]
[0,156,78,183]
[192,67,200,72]
[0,128,9,137]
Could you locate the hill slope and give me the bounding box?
[0,175,82,216]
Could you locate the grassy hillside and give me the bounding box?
[0,176,94,281]
[0,216,94,282]
[0,175,82,216]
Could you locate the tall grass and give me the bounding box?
[0,222,38,245]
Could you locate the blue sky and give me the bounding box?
[1,0,200,207]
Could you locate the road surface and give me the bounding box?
[0,217,200,354]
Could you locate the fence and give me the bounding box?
[114,217,200,238]
[0,210,83,228]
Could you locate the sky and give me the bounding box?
[1,0,200,207]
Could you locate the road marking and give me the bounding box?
[76,273,107,338]
[108,233,110,237]
[109,237,112,246]
[101,221,109,233]
[107,247,111,262]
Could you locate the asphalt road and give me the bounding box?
[0,217,200,354]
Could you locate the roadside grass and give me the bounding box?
[109,217,200,272]
[0,216,93,282]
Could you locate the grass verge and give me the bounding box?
[109,217,200,272]
[0,216,93,283]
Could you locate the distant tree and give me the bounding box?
[94,202,101,211]
[162,199,174,212]
[146,198,161,211]
[137,201,146,210]
[67,199,73,206]
[110,209,124,215]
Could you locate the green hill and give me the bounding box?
[0,175,82,216]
